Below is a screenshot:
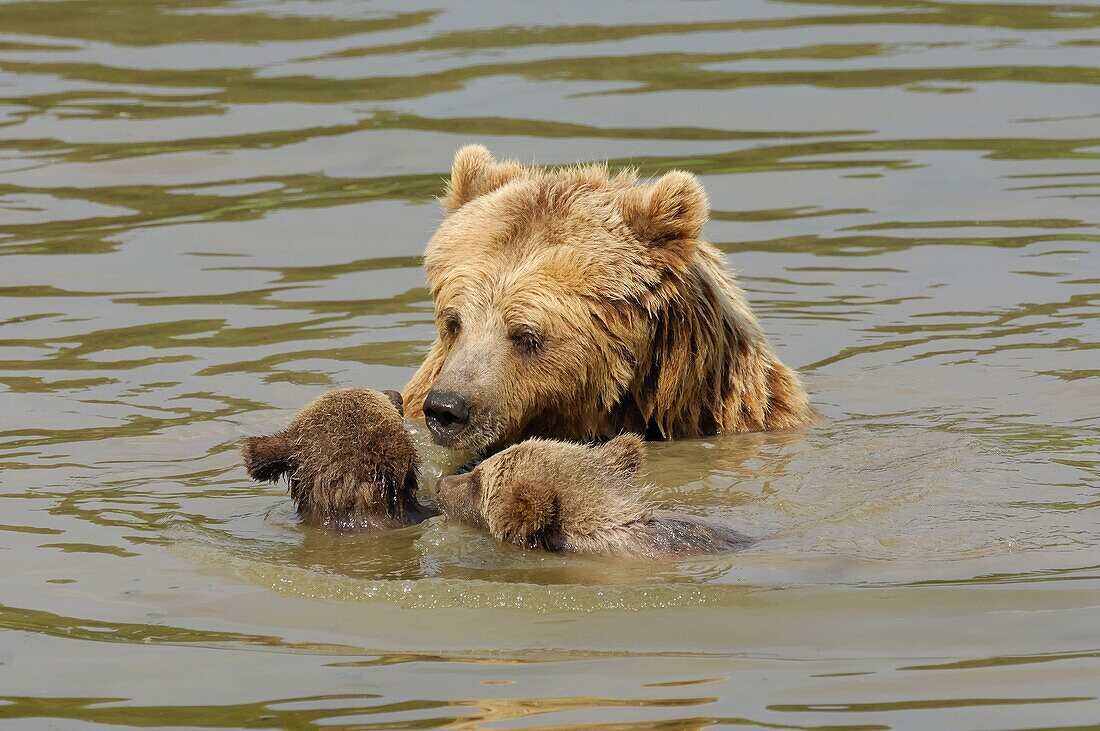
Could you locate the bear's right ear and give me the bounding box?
[598,433,646,478]
[440,145,526,213]
[619,170,708,272]
[240,434,294,483]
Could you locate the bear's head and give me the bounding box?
[437,433,650,550]
[240,388,423,528]
[411,145,712,454]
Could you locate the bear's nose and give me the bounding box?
[423,389,470,441]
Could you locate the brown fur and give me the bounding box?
[437,434,752,557]
[405,145,813,455]
[240,388,434,530]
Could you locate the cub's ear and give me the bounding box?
[440,144,526,213]
[598,433,646,478]
[491,481,564,552]
[240,434,295,483]
[380,389,404,416]
[619,170,708,271]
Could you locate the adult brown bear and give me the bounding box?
[405,146,812,455]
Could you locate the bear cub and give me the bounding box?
[437,434,751,557]
[241,388,435,531]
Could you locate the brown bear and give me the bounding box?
[241,388,435,531]
[437,434,752,557]
[404,145,813,456]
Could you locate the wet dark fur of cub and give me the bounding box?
[241,388,434,530]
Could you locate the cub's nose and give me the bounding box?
[423,389,470,442]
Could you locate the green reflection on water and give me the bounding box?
[0,1,436,46]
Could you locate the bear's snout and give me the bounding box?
[423,389,470,444]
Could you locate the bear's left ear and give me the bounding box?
[440,145,527,213]
[380,389,404,416]
[619,170,708,271]
[598,433,646,478]
[240,433,295,483]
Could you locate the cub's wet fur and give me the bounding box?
[241,388,435,530]
[437,434,751,557]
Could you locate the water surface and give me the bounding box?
[1,1,1098,729]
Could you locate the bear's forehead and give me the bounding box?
[441,178,631,246]
[427,187,661,303]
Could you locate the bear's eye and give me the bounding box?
[508,326,544,356]
[440,309,461,338]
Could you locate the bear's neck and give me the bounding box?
[635,246,813,437]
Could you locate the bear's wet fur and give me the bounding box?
[437,434,752,557]
[241,388,435,531]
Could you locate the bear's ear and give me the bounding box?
[490,480,564,552]
[240,434,295,483]
[440,144,527,213]
[619,170,708,271]
[380,389,404,416]
[598,433,646,478]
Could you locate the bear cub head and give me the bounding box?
[241,388,433,530]
[437,433,751,557]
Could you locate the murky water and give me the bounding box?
[1,1,1098,728]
